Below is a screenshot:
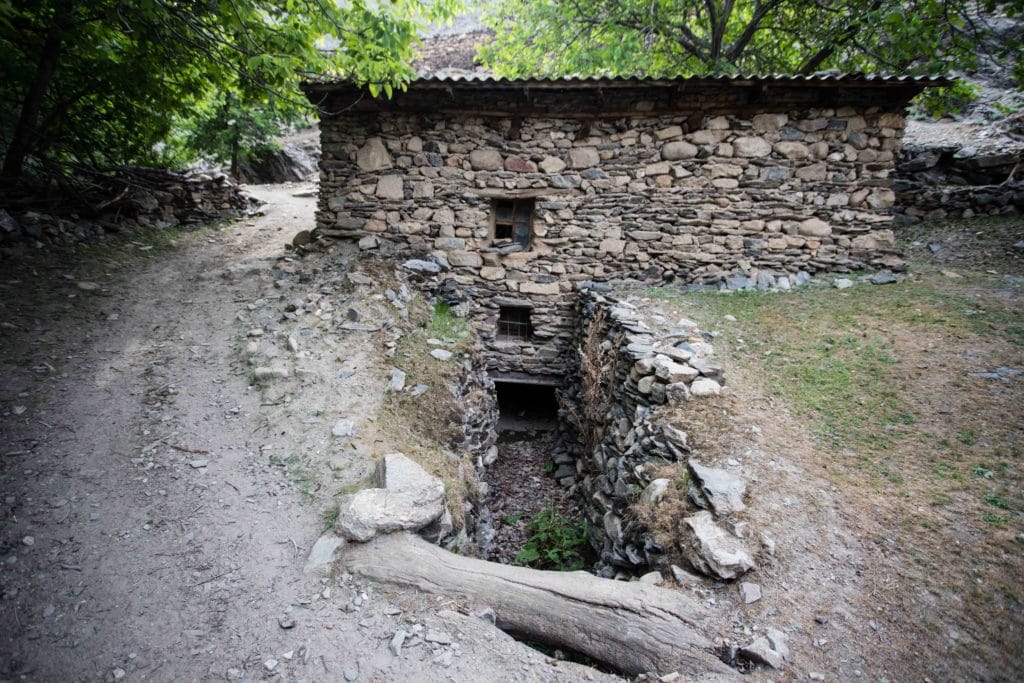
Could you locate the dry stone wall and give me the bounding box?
[894,141,1024,220]
[317,104,907,377]
[558,289,726,575]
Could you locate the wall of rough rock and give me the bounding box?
[317,105,906,377]
[558,289,725,575]
[894,142,1023,220]
[0,168,256,248]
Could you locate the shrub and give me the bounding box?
[515,506,590,571]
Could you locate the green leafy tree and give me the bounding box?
[0,0,458,184]
[479,1,1022,87]
[181,91,303,178]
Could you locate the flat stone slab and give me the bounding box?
[688,459,748,515]
[304,531,346,574]
[680,511,754,580]
[334,453,446,542]
[740,627,789,669]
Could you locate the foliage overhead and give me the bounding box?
[0,0,458,183]
[479,0,1023,87]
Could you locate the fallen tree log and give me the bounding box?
[342,532,735,678]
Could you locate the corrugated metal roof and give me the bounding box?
[304,72,948,89]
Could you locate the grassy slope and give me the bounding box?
[647,215,1023,674]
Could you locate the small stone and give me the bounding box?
[188,459,208,469]
[356,138,392,172]
[869,272,900,285]
[689,378,721,396]
[226,668,244,680]
[22,536,34,547]
[332,420,356,438]
[344,664,360,682]
[680,511,755,580]
[732,137,772,158]
[75,281,100,291]
[388,368,407,392]
[538,156,566,174]
[402,259,441,274]
[112,668,126,681]
[433,650,454,667]
[424,629,452,645]
[305,532,346,574]
[12,405,26,416]
[264,658,279,672]
[739,582,762,604]
[640,478,671,504]
[670,564,700,585]
[253,366,288,380]
[569,147,599,168]
[833,278,853,289]
[662,141,698,160]
[740,628,789,669]
[798,217,831,237]
[638,571,664,586]
[469,149,504,171]
[389,630,407,656]
[687,459,747,514]
[430,349,453,361]
[723,314,737,322]
[279,616,296,629]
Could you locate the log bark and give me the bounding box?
[342,532,735,678]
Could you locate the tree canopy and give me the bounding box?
[0,0,457,184]
[479,1,1022,88]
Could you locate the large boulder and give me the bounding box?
[334,453,446,542]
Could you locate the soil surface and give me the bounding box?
[0,184,615,682]
[3,182,1019,683]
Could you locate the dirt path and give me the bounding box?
[0,185,613,682]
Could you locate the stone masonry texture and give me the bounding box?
[307,78,924,379]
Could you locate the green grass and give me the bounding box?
[322,501,341,530]
[426,300,469,341]
[650,273,1023,460]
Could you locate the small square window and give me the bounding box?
[497,306,532,342]
[493,198,533,248]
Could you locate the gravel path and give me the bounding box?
[0,184,619,682]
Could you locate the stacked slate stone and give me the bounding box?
[316,105,908,379]
[894,142,1024,220]
[0,169,255,247]
[560,289,733,575]
[452,348,500,461]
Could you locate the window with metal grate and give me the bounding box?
[497,306,532,342]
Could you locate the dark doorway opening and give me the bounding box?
[494,381,559,432]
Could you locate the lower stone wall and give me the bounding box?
[0,168,257,248]
[895,180,1024,221]
[559,289,725,575]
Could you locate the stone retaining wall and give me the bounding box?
[318,105,907,377]
[0,168,256,248]
[895,180,1024,221]
[559,289,725,574]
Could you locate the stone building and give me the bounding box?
[302,74,939,383]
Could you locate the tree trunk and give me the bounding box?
[342,532,736,678]
[2,22,64,182]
